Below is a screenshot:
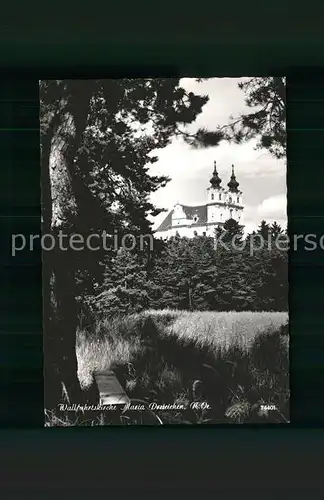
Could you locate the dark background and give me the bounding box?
[1,1,324,495]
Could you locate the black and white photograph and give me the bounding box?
[40,77,289,426]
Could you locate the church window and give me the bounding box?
[230,209,233,218]
[237,196,240,203]
[211,194,214,200]
[203,232,206,236]
[229,196,232,203]
[219,193,221,200]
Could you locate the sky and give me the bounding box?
[148,77,287,235]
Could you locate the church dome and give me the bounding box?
[210,161,222,189]
[227,164,240,193]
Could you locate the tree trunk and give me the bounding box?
[42,84,100,411]
[46,244,79,402]
[188,280,193,311]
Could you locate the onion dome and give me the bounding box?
[227,164,239,193]
[210,161,222,189]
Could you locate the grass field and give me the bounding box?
[46,309,289,425]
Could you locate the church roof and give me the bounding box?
[156,210,173,232]
[156,204,207,232]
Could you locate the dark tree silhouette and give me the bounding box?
[40,79,210,408]
[146,219,287,313]
[184,77,286,160]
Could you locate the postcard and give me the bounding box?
[40,77,289,426]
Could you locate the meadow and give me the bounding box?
[46,309,289,425]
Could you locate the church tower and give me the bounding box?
[207,161,226,225]
[207,162,243,227]
[155,160,244,239]
[225,164,243,224]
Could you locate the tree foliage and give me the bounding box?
[88,218,288,315]
[185,77,286,160]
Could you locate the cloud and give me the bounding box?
[257,194,287,220]
[240,204,260,235]
[243,221,259,235]
[180,77,249,131]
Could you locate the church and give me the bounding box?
[155,161,244,239]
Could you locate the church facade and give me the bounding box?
[155,161,244,239]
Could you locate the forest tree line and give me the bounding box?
[77,218,288,317]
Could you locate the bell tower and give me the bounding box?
[207,160,223,202]
[207,161,226,226]
[225,164,243,223]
